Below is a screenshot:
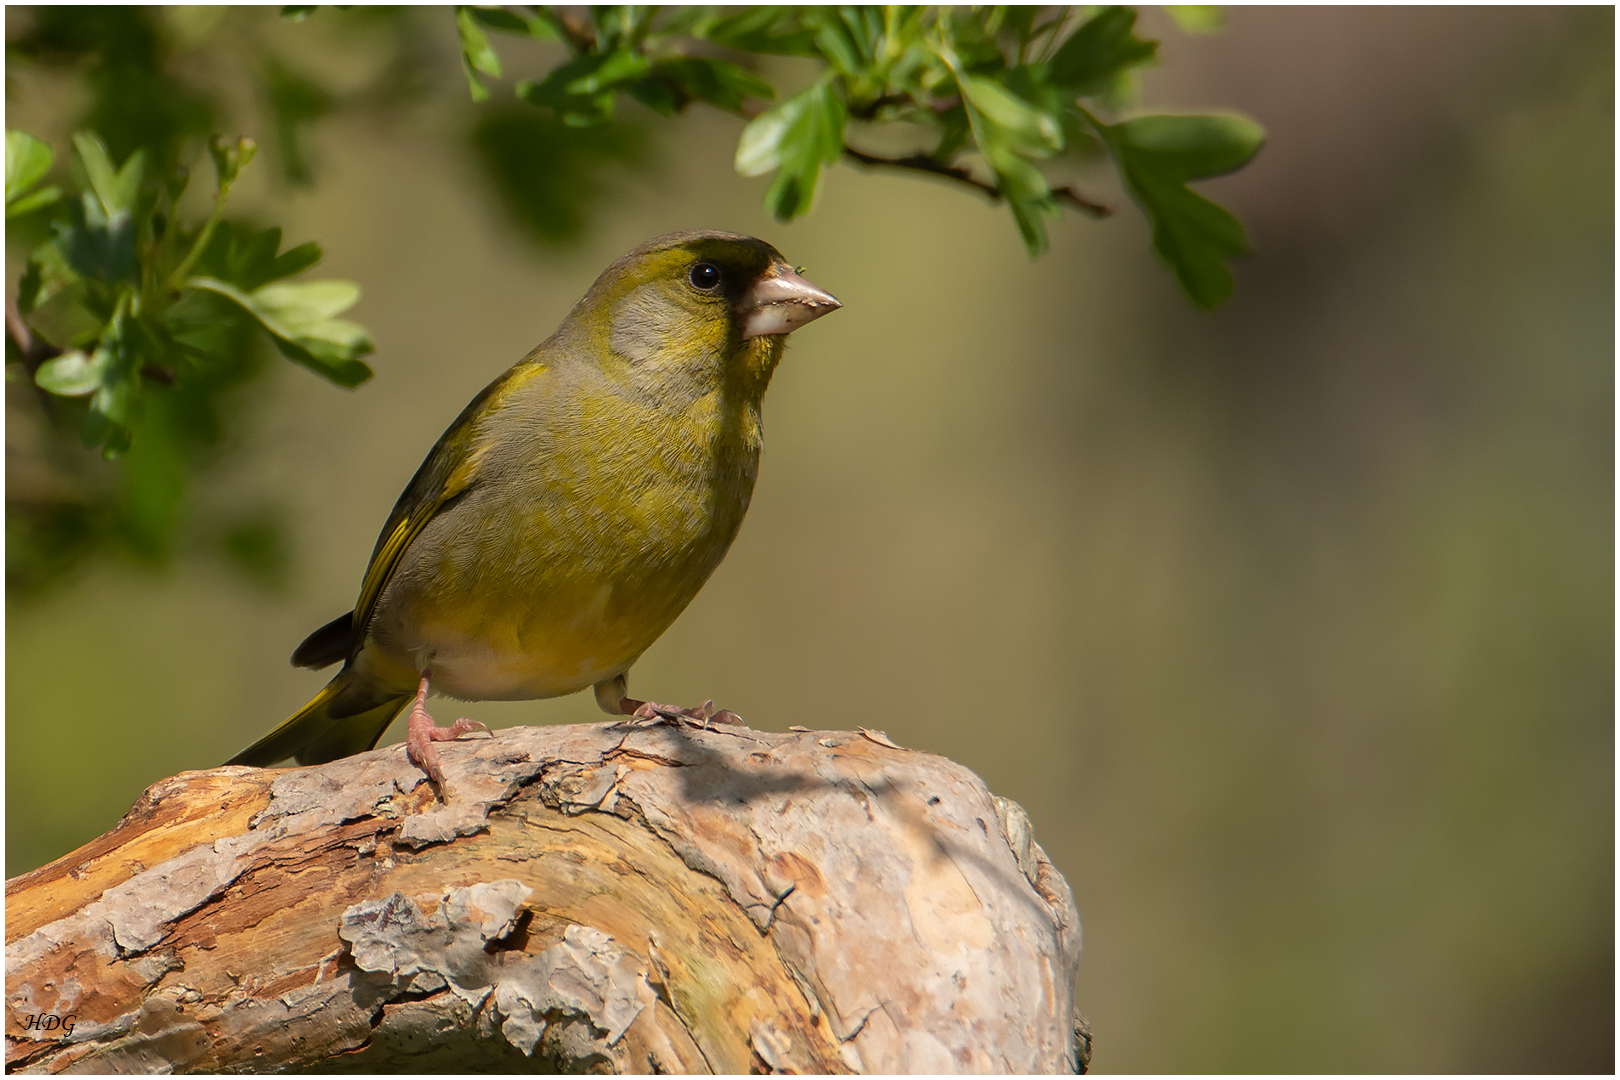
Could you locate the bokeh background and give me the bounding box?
[6,7,1612,1072]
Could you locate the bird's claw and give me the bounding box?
[424,716,490,743]
[405,674,490,786]
[622,698,744,731]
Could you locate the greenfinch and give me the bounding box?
[226,231,840,781]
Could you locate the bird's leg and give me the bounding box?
[405,671,489,784]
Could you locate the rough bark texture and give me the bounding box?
[5,721,1085,1073]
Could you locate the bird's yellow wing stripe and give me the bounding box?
[344,361,549,656]
[351,514,423,641]
[350,449,482,647]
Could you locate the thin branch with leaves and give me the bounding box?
[4,5,1260,597]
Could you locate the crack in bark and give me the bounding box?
[763,883,796,930]
[841,1002,881,1044]
[604,745,694,769]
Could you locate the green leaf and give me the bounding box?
[1110,112,1264,179]
[838,7,882,62]
[649,6,707,38]
[941,50,1064,255]
[281,5,318,21]
[591,7,653,51]
[227,225,285,288]
[456,6,502,101]
[160,286,256,362]
[17,243,75,314]
[941,8,1007,73]
[518,52,652,126]
[735,78,847,220]
[6,130,58,215]
[77,299,136,455]
[14,259,45,318]
[956,74,1063,157]
[521,7,569,42]
[188,222,323,291]
[626,79,681,117]
[695,8,819,56]
[735,78,836,175]
[34,348,108,397]
[1048,7,1158,96]
[71,132,145,216]
[467,6,535,37]
[84,376,134,457]
[1166,6,1227,34]
[568,50,652,95]
[7,185,61,218]
[91,379,132,428]
[188,276,374,386]
[812,18,865,77]
[994,151,1062,255]
[262,240,323,284]
[640,57,775,115]
[1001,7,1042,48]
[54,191,138,284]
[251,279,362,328]
[931,104,974,161]
[1095,112,1265,307]
[269,325,373,387]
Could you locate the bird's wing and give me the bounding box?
[346,360,545,660]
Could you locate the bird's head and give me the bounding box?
[564,231,840,405]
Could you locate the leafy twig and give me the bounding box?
[841,146,1112,218]
[166,137,258,292]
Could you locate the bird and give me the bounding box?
[225,231,840,783]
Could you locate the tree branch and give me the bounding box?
[841,146,1113,218]
[5,298,61,374]
[5,722,1087,1073]
[548,5,598,53]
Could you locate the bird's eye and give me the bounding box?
[688,262,722,291]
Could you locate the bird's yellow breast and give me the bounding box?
[359,339,775,701]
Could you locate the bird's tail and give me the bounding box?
[225,673,412,768]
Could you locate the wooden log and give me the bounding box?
[5,721,1086,1073]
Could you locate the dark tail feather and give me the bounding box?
[291,610,354,670]
[226,674,411,768]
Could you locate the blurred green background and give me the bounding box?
[6,7,1612,1072]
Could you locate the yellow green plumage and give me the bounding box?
[228,231,839,771]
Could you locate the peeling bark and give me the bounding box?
[6,722,1085,1073]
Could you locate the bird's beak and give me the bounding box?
[740,263,841,340]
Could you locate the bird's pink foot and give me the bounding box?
[405,674,489,785]
[619,697,744,731]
